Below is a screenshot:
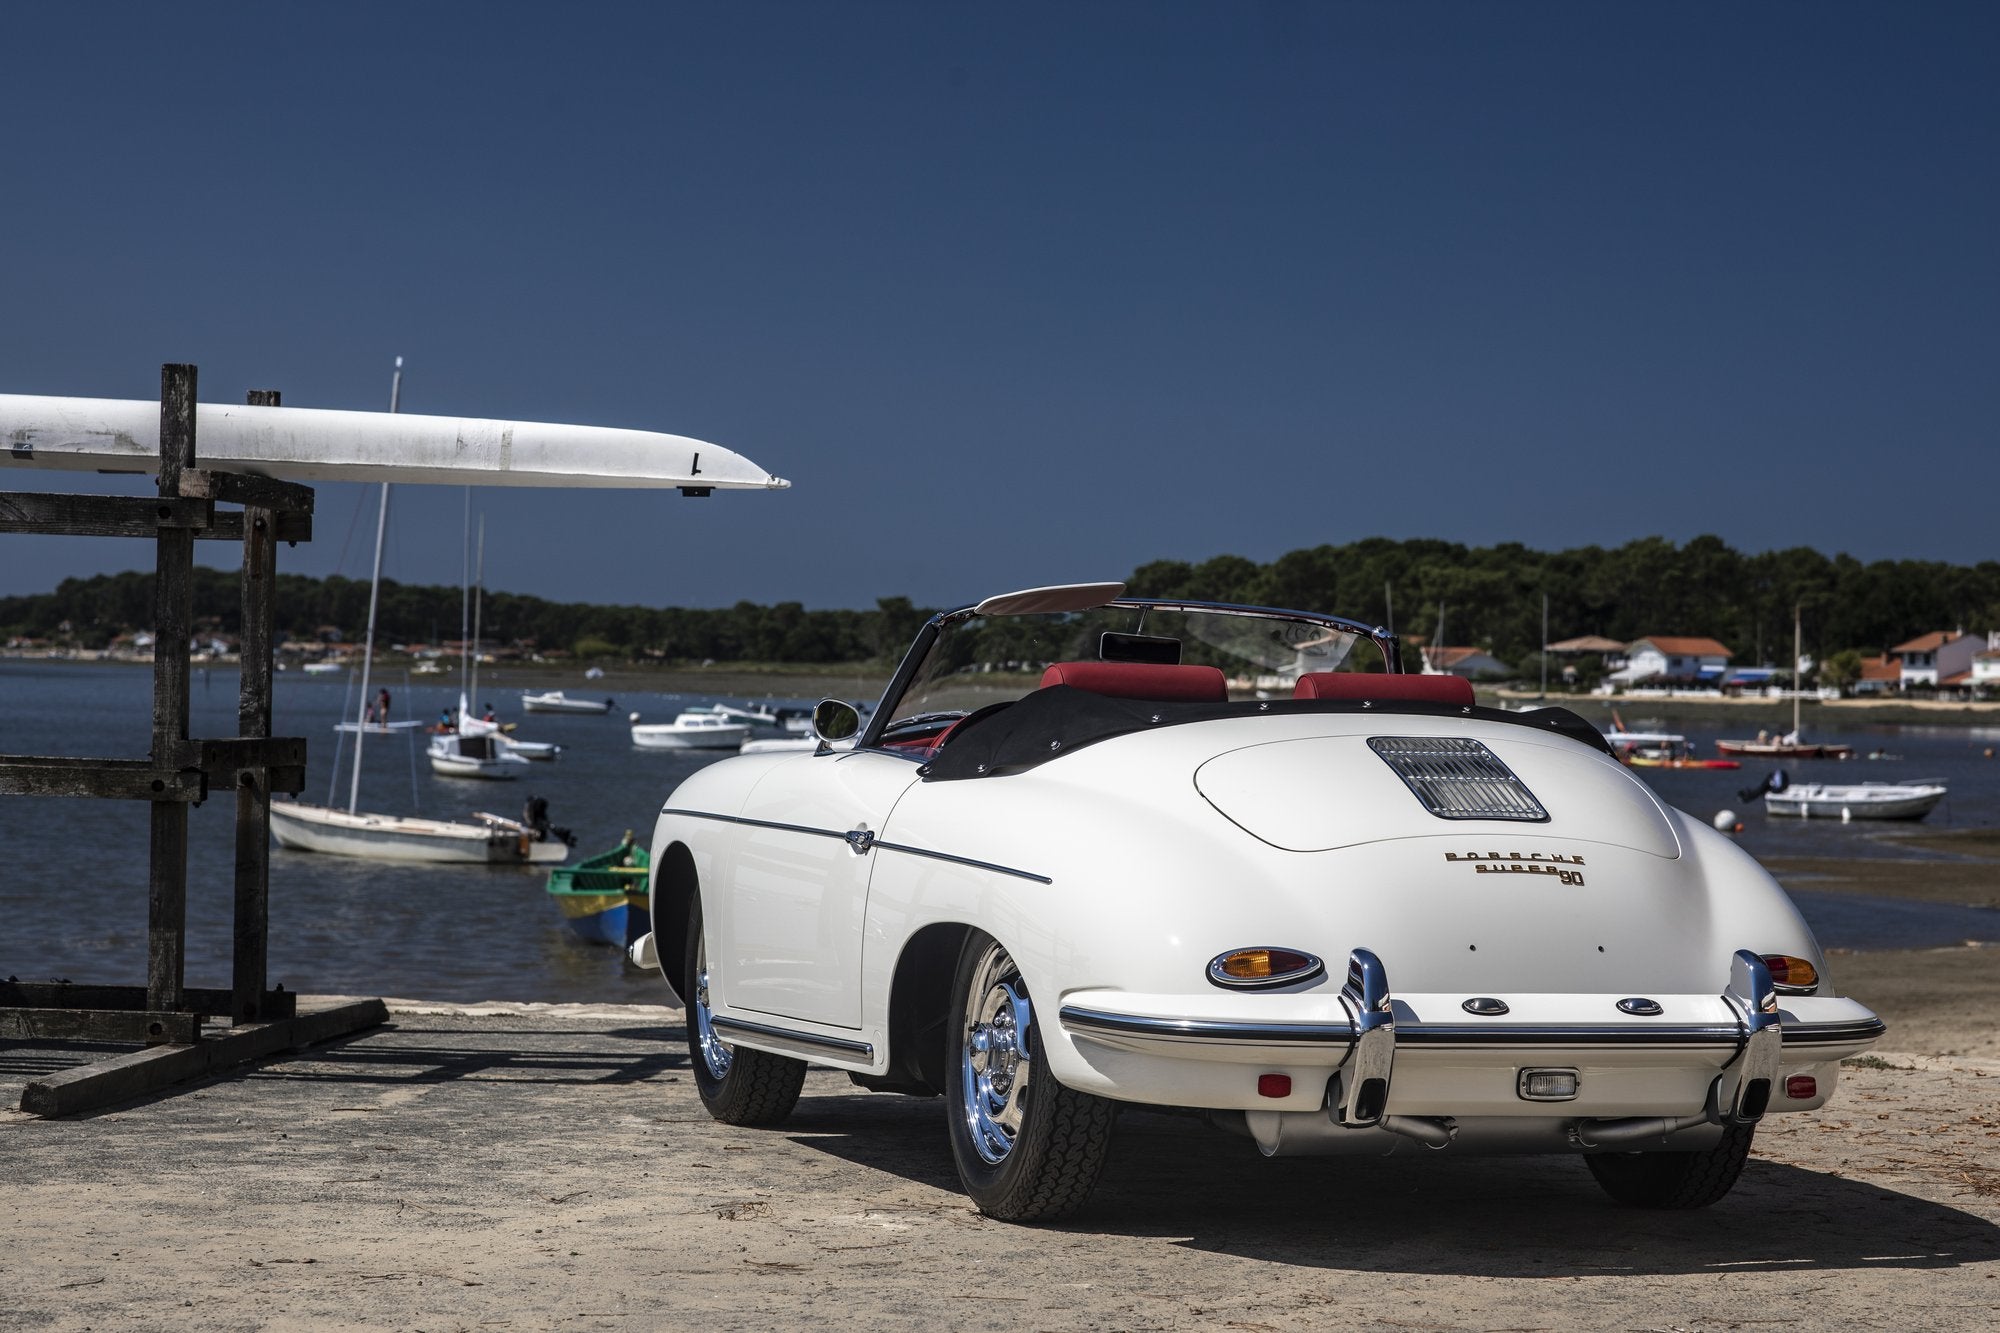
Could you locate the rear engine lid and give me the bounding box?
[1194,733,1680,858]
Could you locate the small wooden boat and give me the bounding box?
[546,835,652,947]
[1765,781,1947,821]
[1716,737,1854,759]
[522,691,616,715]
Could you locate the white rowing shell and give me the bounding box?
[0,394,789,491]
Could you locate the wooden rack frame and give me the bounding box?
[0,365,385,1115]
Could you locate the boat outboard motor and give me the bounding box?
[1737,767,1789,804]
[522,795,578,847]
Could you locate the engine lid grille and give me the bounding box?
[1367,736,1549,822]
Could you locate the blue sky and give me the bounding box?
[3,2,1995,610]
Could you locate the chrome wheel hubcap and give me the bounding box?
[692,935,733,1079]
[961,942,1033,1165]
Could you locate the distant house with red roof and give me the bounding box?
[1892,630,1980,689]
[1420,645,1512,679]
[1609,636,1733,686]
[1849,654,1903,696]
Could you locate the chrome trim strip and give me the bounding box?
[1780,1017,1888,1045]
[871,839,1053,885]
[1398,1024,1745,1048]
[657,809,1051,884]
[1059,1007,1356,1046]
[710,1015,874,1061]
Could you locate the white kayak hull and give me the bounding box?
[0,394,788,491]
[270,802,550,864]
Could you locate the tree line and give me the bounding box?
[4,536,1996,668]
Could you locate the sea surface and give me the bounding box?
[2,664,1996,1004]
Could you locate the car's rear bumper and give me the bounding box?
[1052,948,1883,1132]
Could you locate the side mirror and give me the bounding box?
[812,698,862,750]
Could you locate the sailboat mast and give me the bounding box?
[347,357,402,815]
[458,487,471,720]
[470,515,485,715]
[1800,600,1816,736]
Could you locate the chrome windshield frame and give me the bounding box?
[857,596,1402,751]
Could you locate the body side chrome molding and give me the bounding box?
[709,1014,875,1062]
[657,808,1052,884]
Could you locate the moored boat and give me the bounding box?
[630,710,750,750]
[1604,730,1742,770]
[546,833,652,946]
[523,691,616,715]
[271,800,569,863]
[1716,737,1854,760]
[1765,781,1947,821]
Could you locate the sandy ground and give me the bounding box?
[4,973,1998,1332]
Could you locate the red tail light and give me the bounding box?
[1257,1073,1292,1099]
[1785,1074,1817,1100]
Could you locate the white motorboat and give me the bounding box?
[429,729,530,780]
[522,690,616,715]
[1766,781,1947,821]
[301,660,344,676]
[269,801,567,864]
[457,712,560,762]
[630,710,751,751]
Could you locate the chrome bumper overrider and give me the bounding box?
[1057,947,1886,1136]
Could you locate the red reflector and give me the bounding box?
[1257,1073,1292,1099]
[1785,1075,1817,1100]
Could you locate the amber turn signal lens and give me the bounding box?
[1760,954,1819,992]
[1207,947,1325,990]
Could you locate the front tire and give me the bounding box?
[1585,1120,1756,1208]
[684,894,806,1126]
[946,931,1115,1222]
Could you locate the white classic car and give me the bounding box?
[633,584,1884,1221]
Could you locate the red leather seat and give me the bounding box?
[1039,661,1229,703]
[1293,672,1474,707]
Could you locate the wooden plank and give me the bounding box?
[208,508,312,543]
[148,363,197,1015]
[0,981,293,1018]
[183,737,308,772]
[0,1009,201,1043]
[18,998,388,1118]
[234,493,279,1023]
[0,492,218,537]
[0,756,204,801]
[180,468,315,514]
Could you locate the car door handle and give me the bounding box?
[844,828,876,855]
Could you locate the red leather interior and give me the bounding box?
[1292,672,1474,707]
[1039,661,1229,702]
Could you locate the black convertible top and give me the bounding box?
[918,685,1612,782]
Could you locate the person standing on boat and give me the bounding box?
[372,686,391,725]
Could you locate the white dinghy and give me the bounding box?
[1766,780,1948,822]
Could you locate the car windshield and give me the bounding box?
[882,603,1389,732]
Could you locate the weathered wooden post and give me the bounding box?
[233,387,281,1023]
[147,364,197,1016]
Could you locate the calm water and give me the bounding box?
[2,666,1996,1004]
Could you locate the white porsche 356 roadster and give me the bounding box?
[633,584,1883,1221]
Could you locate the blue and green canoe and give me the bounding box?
[546,836,651,949]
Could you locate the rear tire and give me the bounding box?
[1585,1120,1756,1208]
[946,931,1115,1222]
[684,894,806,1126]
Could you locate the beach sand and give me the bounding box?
[4,852,1998,1329]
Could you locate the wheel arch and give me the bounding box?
[650,840,698,1004]
[861,921,976,1096]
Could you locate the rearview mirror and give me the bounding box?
[812,698,862,747]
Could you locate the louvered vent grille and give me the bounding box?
[1367,736,1549,822]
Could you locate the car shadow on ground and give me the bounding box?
[783,1093,2000,1278]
